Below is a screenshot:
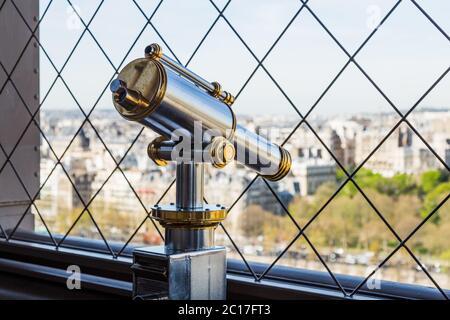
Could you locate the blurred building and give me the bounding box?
[291,159,336,196]
[244,178,293,215]
[356,110,450,176]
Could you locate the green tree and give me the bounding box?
[420,170,443,194]
[387,173,416,196]
[353,169,385,195]
[421,182,450,223]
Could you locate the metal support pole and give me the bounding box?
[166,162,215,252]
[132,160,227,300]
[176,162,204,210]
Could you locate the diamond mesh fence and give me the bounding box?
[0,0,449,299]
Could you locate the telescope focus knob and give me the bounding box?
[208,137,235,169]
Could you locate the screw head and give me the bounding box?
[144,43,163,60]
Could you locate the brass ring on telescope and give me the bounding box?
[222,91,235,106]
[211,82,222,98]
[262,146,292,181]
[151,204,228,228]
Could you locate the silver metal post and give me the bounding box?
[176,162,204,210]
[165,227,215,253]
[166,162,214,252]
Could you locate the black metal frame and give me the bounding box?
[1,0,450,300]
[0,234,448,300]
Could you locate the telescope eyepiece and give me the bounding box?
[110,79,127,102]
[110,79,150,112]
[110,79,126,95]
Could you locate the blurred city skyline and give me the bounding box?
[34,106,450,289]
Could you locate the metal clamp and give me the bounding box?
[147,136,235,169]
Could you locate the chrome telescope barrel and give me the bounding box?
[234,126,291,180]
[111,44,291,181]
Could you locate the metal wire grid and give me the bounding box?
[0,0,448,299]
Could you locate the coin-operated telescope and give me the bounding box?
[111,44,291,300]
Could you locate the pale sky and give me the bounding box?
[38,0,450,117]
